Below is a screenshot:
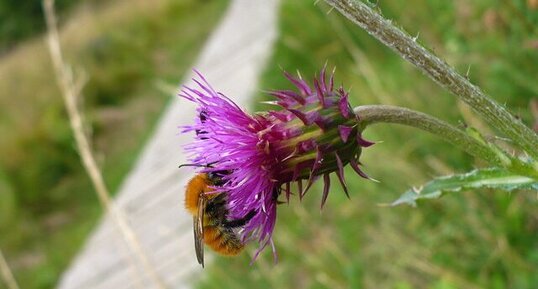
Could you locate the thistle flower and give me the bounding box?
[180,68,374,258]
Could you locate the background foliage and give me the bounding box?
[0,0,87,53]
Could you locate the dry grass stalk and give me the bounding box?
[42,0,167,287]
[0,248,20,289]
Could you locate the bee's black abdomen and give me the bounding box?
[223,210,256,228]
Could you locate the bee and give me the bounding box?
[183,170,255,267]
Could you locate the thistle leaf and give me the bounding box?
[392,167,538,207]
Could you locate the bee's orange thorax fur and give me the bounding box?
[184,173,244,257]
[184,173,212,215]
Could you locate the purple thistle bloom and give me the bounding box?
[180,68,374,259]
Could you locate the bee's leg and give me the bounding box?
[222,210,256,228]
[195,110,209,139]
[272,187,287,204]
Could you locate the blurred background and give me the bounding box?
[0,0,537,288]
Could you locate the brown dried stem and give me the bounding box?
[43,0,167,287]
[0,248,20,289]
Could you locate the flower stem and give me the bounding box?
[355,105,538,179]
[325,0,538,160]
[355,105,501,165]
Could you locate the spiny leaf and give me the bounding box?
[392,167,538,207]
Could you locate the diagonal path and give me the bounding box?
[56,1,279,288]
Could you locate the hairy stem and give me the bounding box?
[326,0,538,159]
[355,105,501,165]
[356,105,538,179]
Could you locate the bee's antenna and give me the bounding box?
[179,164,204,169]
[178,163,215,169]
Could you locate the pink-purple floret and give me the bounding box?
[180,71,288,255]
[179,68,373,259]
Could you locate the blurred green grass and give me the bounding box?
[0,0,228,288]
[0,0,86,53]
[197,1,538,289]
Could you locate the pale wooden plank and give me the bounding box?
[56,1,279,288]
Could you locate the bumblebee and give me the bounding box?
[184,172,255,267]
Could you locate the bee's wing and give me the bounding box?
[194,193,206,268]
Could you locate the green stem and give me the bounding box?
[355,105,538,179]
[325,0,538,160]
[355,105,502,165]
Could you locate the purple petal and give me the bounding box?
[312,147,324,172]
[329,67,335,92]
[350,158,370,179]
[284,71,312,96]
[314,118,327,131]
[268,93,295,108]
[335,152,350,199]
[287,109,310,125]
[313,78,327,108]
[321,173,331,209]
[296,139,317,154]
[303,149,323,197]
[357,134,376,147]
[268,111,290,122]
[269,90,305,105]
[338,125,353,143]
[319,64,328,93]
[301,175,320,199]
[193,69,218,95]
[338,92,352,118]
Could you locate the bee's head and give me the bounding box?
[179,163,230,186]
[206,170,230,186]
[207,170,230,186]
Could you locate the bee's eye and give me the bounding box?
[208,170,230,186]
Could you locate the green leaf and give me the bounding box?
[392,167,538,207]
